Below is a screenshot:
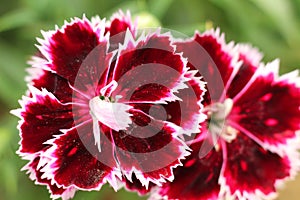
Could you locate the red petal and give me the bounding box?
[155,139,223,200]
[123,174,154,195]
[132,71,206,136]
[27,67,92,125]
[105,10,136,51]
[175,29,240,103]
[42,122,121,190]
[72,42,114,99]
[221,133,292,198]
[164,71,206,135]
[12,87,74,154]
[105,11,136,37]
[37,16,102,85]
[112,109,190,187]
[29,69,73,103]
[24,156,76,200]
[227,44,262,98]
[111,31,188,103]
[231,61,300,149]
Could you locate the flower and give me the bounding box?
[11,12,206,199]
[148,29,300,200]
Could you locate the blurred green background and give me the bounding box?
[0,0,299,199]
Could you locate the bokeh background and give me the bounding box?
[0,0,299,199]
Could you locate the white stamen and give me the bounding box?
[207,98,237,144]
[100,80,118,97]
[223,98,233,117]
[222,126,238,143]
[91,115,101,152]
[89,96,132,152]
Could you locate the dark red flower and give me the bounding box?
[11,13,206,199]
[151,29,300,200]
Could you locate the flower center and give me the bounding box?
[205,98,238,145]
[89,80,132,152]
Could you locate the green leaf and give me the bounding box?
[0,73,25,108]
[1,158,18,196]
[167,23,206,36]
[0,127,11,156]
[0,41,26,108]
[148,0,174,19]
[0,9,36,32]
[105,0,146,17]
[249,0,300,46]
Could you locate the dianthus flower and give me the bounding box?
[11,11,206,199]
[149,29,300,200]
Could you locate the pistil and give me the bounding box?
[89,81,132,152]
